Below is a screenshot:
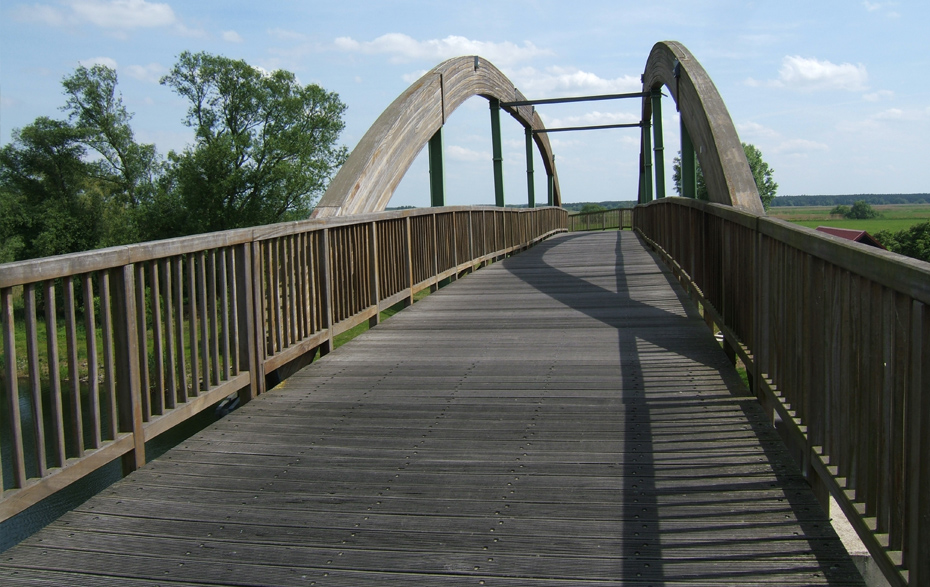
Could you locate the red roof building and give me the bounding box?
[815,226,887,250]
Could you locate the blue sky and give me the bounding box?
[1,0,927,207]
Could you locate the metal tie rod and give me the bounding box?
[501,91,650,107]
[533,122,643,134]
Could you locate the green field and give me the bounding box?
[769,204,930,234]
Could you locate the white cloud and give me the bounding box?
[513,66,641,97]
[268,28,307,41]
[12,4,67,26]
[772,139,829,155]
[222,30,243,43]
[401,69,429,84]
[776,56,869,92]
[79,56,118,69]
[333,33,551,66]
[69,0,175,29]
[863,89,894,102]
[546,110,639,129]
[125,62,165,83]
[447,145,488,162]
[736,121,781,140]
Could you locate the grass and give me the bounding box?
[769,204,930,234]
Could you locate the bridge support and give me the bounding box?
[548,157,555,206]
[680,119,697,198]
[525,126,535,208]
[490,98,505,207]
[428,128,445,207]
[652,89,666,199]
[641,116,653,202]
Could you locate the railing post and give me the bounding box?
[490,98,505,207]
[319,229,334,356]
[2,288,26,489]
[249,242,266,395]
[236,242,261,402]
[112,264,145,475]
[525,126,535,208]
[642,115,653,202]
[652,88,666,199]
[369,222,381,327]
[428,128,445,207]
[404,217,414,305]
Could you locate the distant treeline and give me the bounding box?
[561,201,637,212]
[772,194,930,207]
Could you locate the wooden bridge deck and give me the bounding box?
[0,231,864,586]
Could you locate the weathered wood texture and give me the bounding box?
[311,56,561,218]
[640,42,765,214]
[0,206,566,523]
[635,197,930,586]
[0,232,862,585]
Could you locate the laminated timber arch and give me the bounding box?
[312,56,561,218]
[642,41,766,214]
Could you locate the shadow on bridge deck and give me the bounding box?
[0,231,863,585]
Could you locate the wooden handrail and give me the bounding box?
[568,208,633,232]
[0,205,567,522]
[634,197,930,586]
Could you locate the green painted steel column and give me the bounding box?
[525,127,535,208]
[680,118,696,199]
[642,115,653,202]
[490,98,505,207]
[428,127,445,207]
[651,89,666,199]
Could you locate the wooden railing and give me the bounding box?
[0,205,567,522]
[634,197,929,586]
[568,208,633,232]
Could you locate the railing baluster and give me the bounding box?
[24,285,46,477]
[99,271,118,439]
[44,280,66,467]
[134,264,150,421]
[82,274,101,449]
[174,257,188,401]
[163,258,177,410]
[63,276,84,457]
[2,287,26,488]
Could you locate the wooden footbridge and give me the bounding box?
[2,42,929,586]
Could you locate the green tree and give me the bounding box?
[158,51,349,236]
[580,203,606,213]
[874,221,930,263]
[62,64,159,211]
[845,200,879,220]
[0,117,103,259]
[830,204,851,216]
[673,143,778,209]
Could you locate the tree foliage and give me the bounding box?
[845,200,879,219]
[0,117,103,259]
[874,221,930,264]
[0,54,349,261]
[157,51,349,235]
[830,204,851,216]
[673,143,778,209]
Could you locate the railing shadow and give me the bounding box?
[501,230,863,584]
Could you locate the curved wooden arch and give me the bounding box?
[641,41,765,214]
[312,56,561,218]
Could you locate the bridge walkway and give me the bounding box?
[0,231,864,585]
